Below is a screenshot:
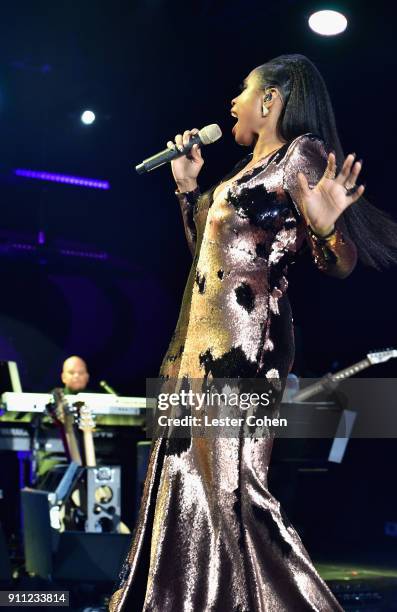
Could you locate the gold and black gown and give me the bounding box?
[109,134,357,611]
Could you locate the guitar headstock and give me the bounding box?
[75,402,96,433]
[47,388,70,426]
[367,348,397,365]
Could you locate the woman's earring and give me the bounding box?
[262,91,272,116]
[262,104,269,117]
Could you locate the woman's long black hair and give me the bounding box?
[254,53,397,270]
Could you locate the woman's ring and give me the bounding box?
[344,183,358,196]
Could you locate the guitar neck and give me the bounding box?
[83,430,96,467]
[293,358,371,401]
[64,417,82,465]
[330,358,371,381]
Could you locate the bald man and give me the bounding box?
[61,355,90,394]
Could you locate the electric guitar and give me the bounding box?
[291,348,397,402]
[46,389,85,530]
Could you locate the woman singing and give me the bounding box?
[110,54,397,611]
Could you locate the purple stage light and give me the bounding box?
[59,248,108,260]
[7,242,108,260]
[14,168,110,190]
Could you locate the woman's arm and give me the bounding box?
[175,186,201,257]
[283,134,360,279]
[166,127,204,257]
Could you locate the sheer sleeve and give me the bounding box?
[175,187,201,257]
[283,134,357,279]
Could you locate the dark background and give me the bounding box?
[0,0,395,393]
[0,0,395,566]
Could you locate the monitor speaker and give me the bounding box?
[21,488,129,581]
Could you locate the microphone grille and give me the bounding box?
[199,124,222,145]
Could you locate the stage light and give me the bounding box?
[81,110,96,125]
[308,10,348,36]
[14,169,110,190]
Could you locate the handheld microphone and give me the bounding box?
[135,124,222,174]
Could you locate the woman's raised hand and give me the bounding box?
[297,153,365,236]
[167,128,204,192]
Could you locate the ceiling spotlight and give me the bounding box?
[308,10,348,36]
[81,110,96,125]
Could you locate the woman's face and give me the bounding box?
[230,71,263,146]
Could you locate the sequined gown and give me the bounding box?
[110,134,357,611]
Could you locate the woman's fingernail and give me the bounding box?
[358,158,363,165]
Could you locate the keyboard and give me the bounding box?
[1,392,155,416]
